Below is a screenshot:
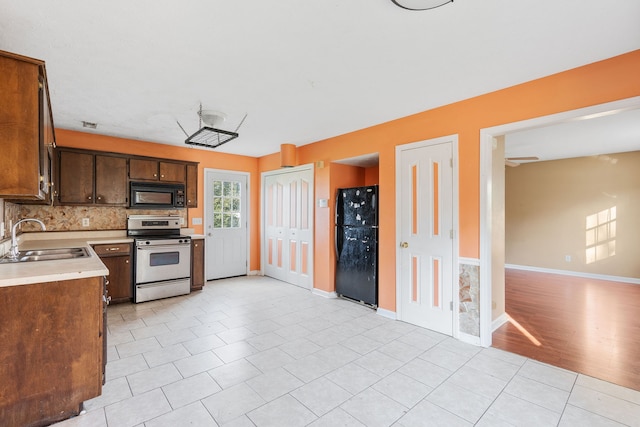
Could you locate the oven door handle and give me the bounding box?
[136,244,190,251]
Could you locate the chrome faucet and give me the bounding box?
[8,218,46,260]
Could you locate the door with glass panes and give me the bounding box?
[205,170,248,280]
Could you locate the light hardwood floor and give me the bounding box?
[493,269,640,391]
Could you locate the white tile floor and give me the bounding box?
[54,276,640,427]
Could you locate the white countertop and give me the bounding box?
[0,231,133,288]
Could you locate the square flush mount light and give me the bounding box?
[391,0,453,10]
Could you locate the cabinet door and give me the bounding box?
[129,158,158,180]
[39,74,55,200]
[186,164,198,207]
[160,162,185,182]
[95,155,127,205]
[0,54,42,198]
[58,150,94,204]
[94,243,132,303]
[102,256,132,303]
[191,239,205,291]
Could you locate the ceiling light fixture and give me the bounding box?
[391,0,453,10]
[177,104,247,150]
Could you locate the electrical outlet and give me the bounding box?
[82,218,90,227]
[565,255,571,262]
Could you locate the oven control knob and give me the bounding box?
[145,241,150,245]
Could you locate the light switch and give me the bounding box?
[317,199,328,208]
[192,217,203,225]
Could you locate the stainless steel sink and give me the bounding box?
[0,247,90,263]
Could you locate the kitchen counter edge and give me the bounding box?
[0,233,133,288]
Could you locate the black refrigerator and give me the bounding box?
[335,185,378,307]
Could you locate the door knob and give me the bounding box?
[400,242,409,248]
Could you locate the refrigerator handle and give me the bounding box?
[335,227,341,259]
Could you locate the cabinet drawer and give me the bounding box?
[93,243,131,256]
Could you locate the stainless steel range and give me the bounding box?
[127,215,191,303]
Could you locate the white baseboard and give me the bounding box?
[312,288,337,299]
[491,312,509,332]
[505,264,640,285]
[458,331,481,346]
[376,307,397,320]
[248,270,261,276]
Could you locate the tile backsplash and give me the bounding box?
[2,200,21,238]
[14,204,187,232]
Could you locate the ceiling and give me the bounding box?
[1,1,639,158]
[505,107,640,164]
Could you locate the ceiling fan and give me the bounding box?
[505,156,539,167]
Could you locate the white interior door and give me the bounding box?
[397,139,455,335]
[263,166,314,289]
[205,170,248,280]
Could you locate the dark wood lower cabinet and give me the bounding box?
[0,276,104,427]
[191,239,205,291]
[93,243,132,303]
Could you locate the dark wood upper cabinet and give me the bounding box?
[0,50,56,201]
[58,150,94,204]
[54,148,197,207]
[129,158,159,180]
[130,158,186,183]
[56,149,128,206]
[95,155,127,205]
[160,162,186,182]
[186,163,198,208]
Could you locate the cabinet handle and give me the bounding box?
[153,173,158,177]
[97,196,102,201]
[161,174,165,178]
[106,247,120,251]
[194,243,198,247]
[87,196,92,200]
[125,259,129,264]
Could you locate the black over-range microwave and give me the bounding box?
[130,182,186,209]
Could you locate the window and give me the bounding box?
[213,180,241,228]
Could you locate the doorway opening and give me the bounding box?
[479,96,640,389]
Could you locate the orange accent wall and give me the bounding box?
[364,165,379,186]
[56,129,261,271]
[51,50,640,313]
[259,49,640,312]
